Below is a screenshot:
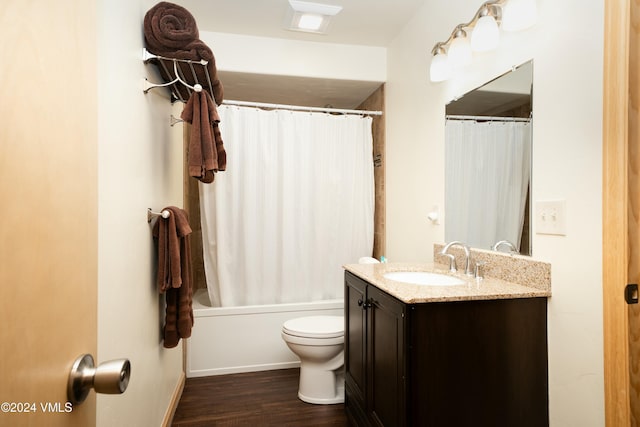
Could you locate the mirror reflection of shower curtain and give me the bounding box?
[199,105,375,306]
[445,119,531,251]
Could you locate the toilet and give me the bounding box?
[281,315,345,404]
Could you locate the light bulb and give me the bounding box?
[502,0,537,32]
[448,31,472,67]
[471,15,500,52]
[430,51,451,82]
[297,13,323,31]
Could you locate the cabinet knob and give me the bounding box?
[358,298,373,309]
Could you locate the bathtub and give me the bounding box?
[186,289,345,378]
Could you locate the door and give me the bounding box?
[368,285,405,427]
[0,1,98,426]
[603,0,640,425]
[345,272,367,407]
[629,0,640,421]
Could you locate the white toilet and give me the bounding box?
[281,315,345,404]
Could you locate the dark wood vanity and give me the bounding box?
[344,270,549,427]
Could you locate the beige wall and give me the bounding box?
[96,0,184,425]
[386,0,604,425]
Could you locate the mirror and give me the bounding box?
[444,61,533,255]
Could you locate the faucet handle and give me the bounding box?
[474,261,487,280]
[441,253,457,272]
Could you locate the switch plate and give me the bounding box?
[535,200,566,235]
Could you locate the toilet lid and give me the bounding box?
[282,315,344,339]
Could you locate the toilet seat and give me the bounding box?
[282,315,343,339]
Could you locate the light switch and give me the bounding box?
[535,200,566,236]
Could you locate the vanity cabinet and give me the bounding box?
[345,270,406,427]
[344,271,548,427]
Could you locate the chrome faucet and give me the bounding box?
[491,240,518,254]
[440,241,473,276]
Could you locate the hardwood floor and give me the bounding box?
[172,369,349,426]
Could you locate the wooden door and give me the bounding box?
[0,1,98,426]
[368,285,405,427]
[630,0,640,423]
[603,0,640,425]
[345,272,367,407]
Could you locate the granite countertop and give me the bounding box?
[343,262,551,304]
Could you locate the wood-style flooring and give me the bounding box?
[172,368,349,426]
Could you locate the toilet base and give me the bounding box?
[298,366,345,405]
[298,388,344,405]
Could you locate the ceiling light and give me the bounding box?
[286,0,343,34]
[297,14,324,31]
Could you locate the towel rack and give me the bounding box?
[142,48,214,102]
[147,208,170,223]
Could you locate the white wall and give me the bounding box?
[96,0,184,425]
[386,0,604,425]
[201,31,386,82]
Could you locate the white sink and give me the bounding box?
[383,271,466,286]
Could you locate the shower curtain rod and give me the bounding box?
[222,99,383,116]
[446,115,531,122]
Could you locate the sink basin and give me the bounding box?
[383,271,466,286]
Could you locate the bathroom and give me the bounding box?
[0,0,621,426]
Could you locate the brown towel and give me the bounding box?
[144,1,224,104]
[152,206,194,348]
[181,91,227,183]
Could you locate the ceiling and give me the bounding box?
[172,0,428,108]
[176,0,427,47]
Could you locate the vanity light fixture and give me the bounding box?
[501,0,537,31]
[429,0,537,82]
[471,6,500,52]
[448,27,473,67]
[286,0,343,34]
[429,46,451,82]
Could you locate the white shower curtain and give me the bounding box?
[200,105,375,306]
[445,119,531,251]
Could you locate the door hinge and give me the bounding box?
[625,284,639,304]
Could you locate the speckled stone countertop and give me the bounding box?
[343,262,551,304]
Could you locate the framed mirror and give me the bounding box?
[444,61,533,255]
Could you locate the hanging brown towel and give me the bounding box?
[181,91,226,183]
[152,206,194,348]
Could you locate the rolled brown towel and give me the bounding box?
[144,1,199,51]
[144,1,224,104]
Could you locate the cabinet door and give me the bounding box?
[368,285,406,427]
[345,273,368,410]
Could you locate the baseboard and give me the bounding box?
[187,360,300,378]
[162,371,186,427]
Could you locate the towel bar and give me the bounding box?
[143,58,202,94]
[142,48,212,101]
[147,208,170,223]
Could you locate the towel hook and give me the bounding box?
[147,208,170,223]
